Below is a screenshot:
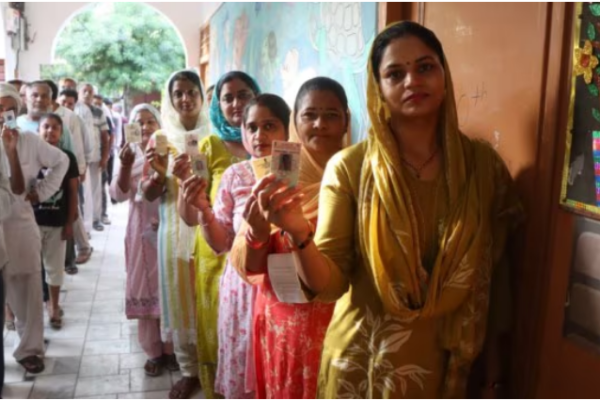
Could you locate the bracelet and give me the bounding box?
[245,229,269,250]
[288,220,315,250]
[199,208,215,227]
[151,174,165,187]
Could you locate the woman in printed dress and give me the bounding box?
[180,94,290,398]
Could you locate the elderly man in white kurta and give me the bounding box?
[0,83,68,374]
[0,112,23,390]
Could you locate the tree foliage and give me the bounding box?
[46,2,185,98]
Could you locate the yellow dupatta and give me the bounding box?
[359,25,513,397]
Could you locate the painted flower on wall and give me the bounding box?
[575,40,599,84]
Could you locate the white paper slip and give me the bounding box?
[267,252,308,304]
[124,123,142,144]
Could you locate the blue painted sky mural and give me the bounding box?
[209,2,377,143]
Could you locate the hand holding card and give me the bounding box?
[124,123,142,144]
[155,133,169,156]
[251,156,272,179]
[185,133,200,156]
[271,141,301,187]
[191,153,209,181]
[2,110,17,130]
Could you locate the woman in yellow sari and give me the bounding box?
[250,21,522,398]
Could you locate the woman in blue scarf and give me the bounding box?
[178,71,260,398]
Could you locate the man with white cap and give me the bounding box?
[0,83,68,374]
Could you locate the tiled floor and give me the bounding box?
[3,202,204,399]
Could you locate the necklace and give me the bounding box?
[401,146,440,179]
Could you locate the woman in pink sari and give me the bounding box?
[110,104,178,377]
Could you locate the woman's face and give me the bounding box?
[134,110,160,150]
[377,35,445,120]
[295,90,347,156]
[39,118,62,146]
[219,78,255,127]
[242,105,287,158]
[171,79,203,120]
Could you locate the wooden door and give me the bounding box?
[534,3,600,398]
[379,2,586,397]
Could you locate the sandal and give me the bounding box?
[144,357,163,377]
[18,355,45,374]
[163,353,180,372]
[75,247,93,265]
[169,376,200,399]
[49,316,62,330]
[65,265,78,275]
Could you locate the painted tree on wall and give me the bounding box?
[44,2,185,98]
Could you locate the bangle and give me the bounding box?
[151,174,165,187]
[288,220,315,250]
[245,229,269,250]
[200,208,215,227]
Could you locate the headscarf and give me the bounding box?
[288,112,351,220]
[359,22,520,397]
[129,103,161,127]
[161,69,210,153]
[157,69,210,264]
[129,103,162,178]
[0,83,22,115]
[209,71,261,143]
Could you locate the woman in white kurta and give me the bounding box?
[0,83,69,374]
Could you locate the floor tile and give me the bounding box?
[30,373,78,399]
[26,356,80,378]
[92,300,123,314]
[43,323,88,340]
[45,338,85,357]
[89,312,126,324]
[74,374,130,397]
[86,323,122,341]
[84,339,130,355]
[3,381,34,399]
[60,302,93,312]
[118,390,170,399]
[95,290,125,301]
[129,334,144,353]
[63,290,96,303]
[130,367,172,392]
[79,354,120,377]
[4,356,25,383]
[119,352,147,370]
[121,321,138,337]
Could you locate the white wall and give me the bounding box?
[2,2,221,81]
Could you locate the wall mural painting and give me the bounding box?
[561,2,600,220]
[209,2,378,144]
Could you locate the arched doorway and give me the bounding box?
[45,2,186,103]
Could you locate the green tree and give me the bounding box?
[46,2,185,99]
